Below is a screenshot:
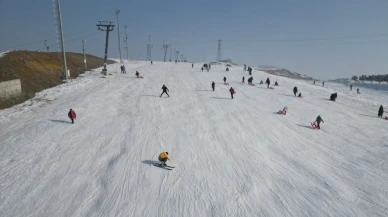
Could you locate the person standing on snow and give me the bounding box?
[265,77,270,88]
[68,109,76,124]
[135,71,140,78]
[298,92,302,98]
[122,65,126,74]
[322,81,325,86]
[378,105,384,118]
[223,77,227,84]
[242,76,245,83]
[350,84,352,90]
[226,67,229,71]
[211,81,215,91]
[192,63,194,68]
[229,87,235,99]
[293,86,298,96]
[158,152,170,166]
[248,77,253,85]
[315,115,324,129]
[244,64,246,71]
[160,85,170,97]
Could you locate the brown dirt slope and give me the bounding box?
[0,50,115,109]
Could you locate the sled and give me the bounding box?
[232,90,236,94]
[384,116,388,120]
[278,110,286,115]
[311,122,318,129]
[298,96,303,98]
[225,82,229,85]
[251,84,256,86]
[269,87,274,89]
[139,76,144,79]
[242,81,245,83]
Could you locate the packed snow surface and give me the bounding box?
[1,62,387,217]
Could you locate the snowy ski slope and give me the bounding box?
[1,62,387,217]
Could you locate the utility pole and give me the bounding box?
[115,9,122,63]
[82,40,87,69]
[55,0,68,81]
[146,35,152,62]
[97,21,115,75]
[169,44,172,61]
[124,25,128,60]
[44,40,49,52]
[217,39,222,62]
[162,41,169,62]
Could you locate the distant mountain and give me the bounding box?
[256,66,316,81]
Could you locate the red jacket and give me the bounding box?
[68,110,76,119]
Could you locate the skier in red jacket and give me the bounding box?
[68,109,76,124]
[229,87,235,99]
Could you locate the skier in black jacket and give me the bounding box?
[160,85,170,97]
[316,115,324,129]
[211,81,215,91]
[378,105,384,118]
[223,77,227,84]
[248,77,253,85]
[330,93,337,101]
[293,86,298,96]
[265,77,270,88]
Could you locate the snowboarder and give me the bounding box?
[160,85,170,97]
[68,109,76,124]
[211,81,215,91]
[274,81,279,86]
[158,152,170,166]
[248,77,253,85]
[226,67,229,71]
[315,115,324,129]
[135,71,140,78]
[265,77,270,88]
[223,77,227,84]
[330,92,337,101]
[242,76,245,83]
[293,86,298,96]
[229,87,235,99]
[378,105,384,118]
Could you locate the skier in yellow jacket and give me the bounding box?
[158,152,170,166]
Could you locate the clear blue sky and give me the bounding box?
[1,0,388,79]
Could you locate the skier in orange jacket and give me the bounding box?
[158,152,170,166]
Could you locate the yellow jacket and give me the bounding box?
[158,152,170,161]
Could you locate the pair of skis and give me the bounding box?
[153,163,175,170]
